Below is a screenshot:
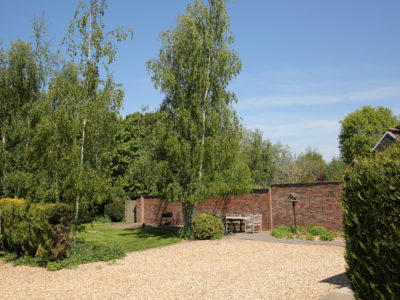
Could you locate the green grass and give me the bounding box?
[77,225,180,253]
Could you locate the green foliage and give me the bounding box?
[325,157,347,181]
[2,224,179,270]
[0,199,73,262]
[307,225,328,236]
[271,227,294,239]
[147,0,251,232]
[240,129,281,188]
[111,111,163,197]
[104,201,125,222]
[339,106,399,164]
[47,242,125,271]
[93,215,112,223]
[319,232,334,241]
[191,212,224,240]
[342,143,400,299]
[178,225,194,240]
[306,233,314,241]
[271,225,332,240]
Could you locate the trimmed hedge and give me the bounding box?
[0,199,73,262]
[342,143,400,299]
[192,212,224,240]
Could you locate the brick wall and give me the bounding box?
[135,182,343,232]
[270,182,342,231]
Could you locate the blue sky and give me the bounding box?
[1,0,399,161]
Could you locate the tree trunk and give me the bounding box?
[74,118,86,223]
[2,130,6,196]
[182,201,196,228]
[198,54,211,180]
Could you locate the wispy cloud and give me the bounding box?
[236,85,400,109]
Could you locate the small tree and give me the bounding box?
[147,0,251,235]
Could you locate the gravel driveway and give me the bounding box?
[0,239,346,300]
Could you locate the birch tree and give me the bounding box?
[63,0,132,223]
[147,0,251,236]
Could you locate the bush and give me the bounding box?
[306,233,314,241]
[104,201,125,222]
[342,143,400,299]
[3,241,125,271]
[0,199,73,262]
[191,213,224,240]
[319,232,334,241]
[307,225,327,236]
[271,226,294,239]
[93,215,112,223]
[47,241,125,270]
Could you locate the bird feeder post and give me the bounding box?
[287,193,298,234]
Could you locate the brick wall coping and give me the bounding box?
[271,181,341,188]
[134,182,341,200]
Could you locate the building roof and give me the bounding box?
[371,125,400,153]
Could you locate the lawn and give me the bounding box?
[77,224,180,252]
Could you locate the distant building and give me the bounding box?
[371,125,400,153]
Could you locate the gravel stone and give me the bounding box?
[0,239,346,300]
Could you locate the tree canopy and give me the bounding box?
[339,106,399,164]
[147,0,251,232]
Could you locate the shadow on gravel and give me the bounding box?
[320,272,350,288]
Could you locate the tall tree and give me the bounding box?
[63,0,132,222]
[0,40,41,198]
[147,0,251,234]
[241,129,280,188]
[339,106,399,164]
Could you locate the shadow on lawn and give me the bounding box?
[320,272,350,288]
[117,227,178,239]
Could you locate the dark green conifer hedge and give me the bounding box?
[0,199,73,262]
[342,143,400,299]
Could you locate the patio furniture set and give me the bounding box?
[224,214,262,233]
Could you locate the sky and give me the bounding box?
[1,0,399,161]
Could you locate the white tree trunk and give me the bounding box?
[75,118,86,223]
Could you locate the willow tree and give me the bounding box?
[63,0,132,222]
[147,0,251,234]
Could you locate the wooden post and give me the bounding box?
[140,196,145,224]
[269,187,273,231]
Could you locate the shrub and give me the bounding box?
[4,241,125,271]
[0,199,73,262]
[307,225,327,236]
[342,143,400,299]
[271,226,294,239]
[306,233,314,241]
[104,201,125,222]
[191,213,224,240]
[47,241,125,270]
[93,215,112,224]
[319,232,334,241]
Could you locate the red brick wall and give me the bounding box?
[270,182,342,231]
[135,182,343,232]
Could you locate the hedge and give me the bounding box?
[0,199,73,262]
[342,143,400,299]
